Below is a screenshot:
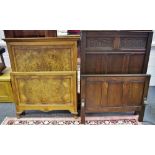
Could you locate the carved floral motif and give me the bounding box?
[120,38,147,49]
[87,38,113,48]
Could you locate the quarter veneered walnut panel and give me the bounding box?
[12,74,75,105]
[13,46,72,71]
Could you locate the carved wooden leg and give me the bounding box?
[72,113,78,119]
[134,111,138,115]
[138,106,145,122]
[71,110,78,119]
[81,99,85,124]
[21,111,26,115]
[138,98,148,122]
[16,111,23,119]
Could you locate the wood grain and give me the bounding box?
[5,37,78,115]
[5,39,78,72]
[11,71,77,114]
[81,31,153,74]
[81,75,150,113]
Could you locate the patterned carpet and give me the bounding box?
[1,115,140,125]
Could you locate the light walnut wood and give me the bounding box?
[5,38,78,115]
[11,72,77,114]
[5,38,78,72]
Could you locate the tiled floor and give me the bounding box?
[0,87,155,125]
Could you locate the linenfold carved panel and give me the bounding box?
[81,31,152,74]
[11,46,73,71]
[84,53,145,74]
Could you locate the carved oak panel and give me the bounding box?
[81,31,153,74]
[86,37,114,49]
[120,38,147,49]
[84,53,145,74]
[81,75,150,112]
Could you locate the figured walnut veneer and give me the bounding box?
[5,38,77,72]
[11,72,77,114]
[4,38,78,115]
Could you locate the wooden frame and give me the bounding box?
[4,37,79,117]
[81,31,153,74]
[80,30,152,124]
[4,30,57,38]
[11,71,77,116]
[5,38,78,72]
[81,74,150,124]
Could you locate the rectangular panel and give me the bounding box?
[85,54,125,74]
[86,37,114,49]
[128,54,145,73]
[83,52,147,74]
[11,72,77,106]
[85,54,102,74]
[85,53,145,74]
[107,82,123,106]
[120,37,147,49]
[5,38,78,72]
[13,46,72,71]
[107,54,125,73]
[81,31,153,74]
[85,82,102,109]
[128,82,145,106]
[81,75,150,113]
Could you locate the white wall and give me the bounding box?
[0,30,155,86]
[147,45,155,86]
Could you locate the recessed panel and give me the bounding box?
[120,37,147,49]
[11,72,76,105]
[12,46,72,71]
[86,82,102,110]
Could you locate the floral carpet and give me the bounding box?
[1,115,140,125]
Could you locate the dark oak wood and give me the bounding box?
[81,98,85,124]
[80,30,152,123]
[4,30,57,38]
[81,75,150,123]
[81,31,153,74]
